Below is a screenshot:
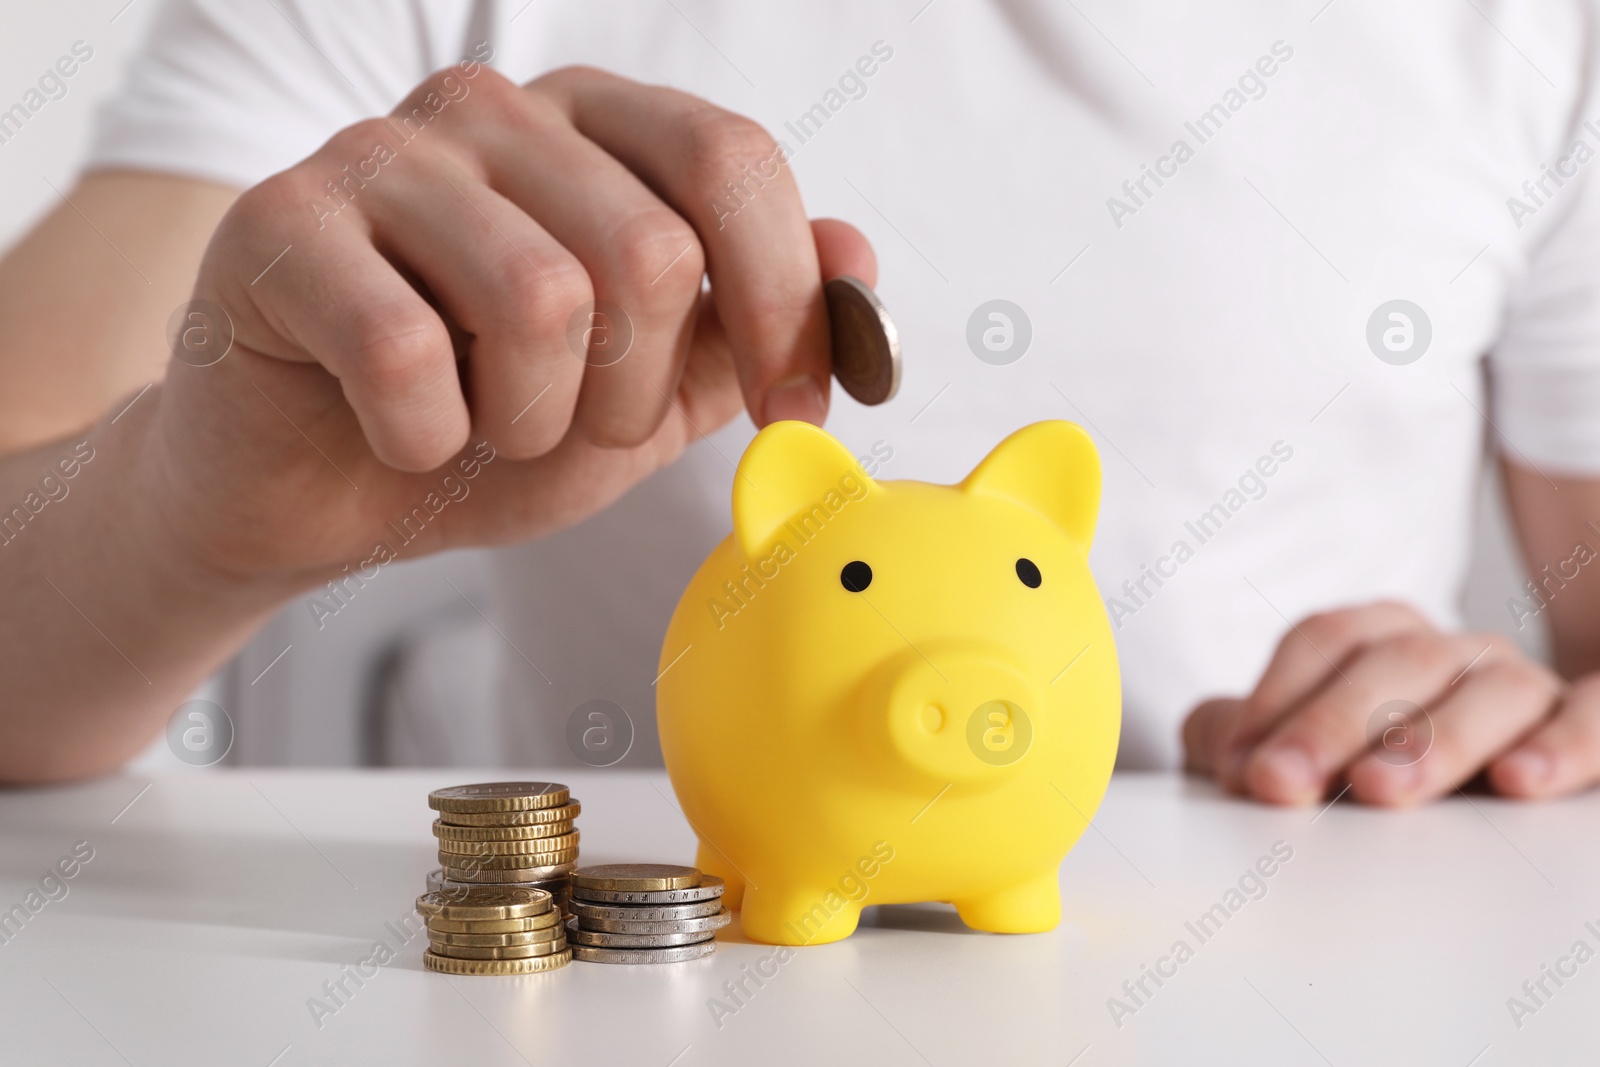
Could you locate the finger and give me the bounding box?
[360,158,591,459]
[228,165,466,471]
[674,295,744,432]
[1348,656,1563,805]
[812,218,876,286]
[536,67,833,428]
[1182,698,1245,775]
[1241,630,1482,806]
[1220,601,1431,788]
[471,99,705,449]
[1489,674,1600,799]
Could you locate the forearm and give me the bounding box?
[1501,457,1600,680]
[0,393,293,783]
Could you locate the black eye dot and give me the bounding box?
[841,560,873,592]
[1016,558,1042,588]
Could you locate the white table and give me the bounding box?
[1,769,1595,1066]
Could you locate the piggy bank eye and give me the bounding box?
[840,561,873,592]
[1015,558,1042,588]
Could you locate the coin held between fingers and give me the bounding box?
[825,275,900,406]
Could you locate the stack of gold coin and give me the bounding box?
[427,782,579,915]
[417,886,570,975]
[567,864,730,964]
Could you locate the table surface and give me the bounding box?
[1,769,1596,1067]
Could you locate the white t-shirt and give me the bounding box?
[89,0,1600,768]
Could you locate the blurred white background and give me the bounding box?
[0,0,1544,771]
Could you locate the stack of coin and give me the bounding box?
[417,886,570,975]
[567,864,730,964]
[427,782,579,916]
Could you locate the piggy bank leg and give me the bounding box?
[740,884,861,946]
[694,840,745,910]
[953,871,1061,934]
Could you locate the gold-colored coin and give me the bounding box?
[423,948,572,975]
[570,863,700,893]
[427,937,567,959]
[429,926,562,947]
[429,782,570,813]
[440,847,578,870]
[425,911,562,934]
[437,802,581,827]
[436,832,579,856]
[440,861,576,883]
[434,819,575,842]
[415,886,552,920]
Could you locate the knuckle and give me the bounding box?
[391,64,509,133]
[484,254,591,349]
[1295,607,1360,648]
[227,172,302,232]
[499,254,572,313]
[1478,658,1560,704]
[1369,598,1425,623]
[683,110,781,187]
[351,312,449,396]
[413,64,475,104]
[1473,632,1519,660]
[481,249,590,340]
[530,63,609,92]
[531,257,593,326]
[606,210,703,295]
[329,117,396,158]
[1380,629,1453,672]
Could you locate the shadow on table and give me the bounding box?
[858,902,974,935]
[0,805,433,965]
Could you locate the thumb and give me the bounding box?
[811,217,877,287]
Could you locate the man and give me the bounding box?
[1,0,1597,804]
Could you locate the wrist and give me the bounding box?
[114,384,306,608]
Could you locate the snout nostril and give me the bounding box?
[919,704,945,734]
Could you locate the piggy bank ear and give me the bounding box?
[733,421,876,558]
[961,421,1101,550]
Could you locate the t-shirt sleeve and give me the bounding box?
[84,0,470,189]
[1489,103,1600,477]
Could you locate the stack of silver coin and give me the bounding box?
[567,864,730,964]
[425,782,578,917]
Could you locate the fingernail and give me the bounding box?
[1501,749,1552,788]
[762,374,826,426]
[1256,746,1315,801]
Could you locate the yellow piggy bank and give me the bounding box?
[657,420,1121,945]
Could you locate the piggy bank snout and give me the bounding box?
[872,645,1043,784]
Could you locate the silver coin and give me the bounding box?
[564,918,716,948]
[572,907,731,936]
[437,873,570,899]
[571,874,725,905]
[570,897,725,923]
[571,941,718,965]
[825,275,900,406]
[441,861,576,883]
[426,868,445,892]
